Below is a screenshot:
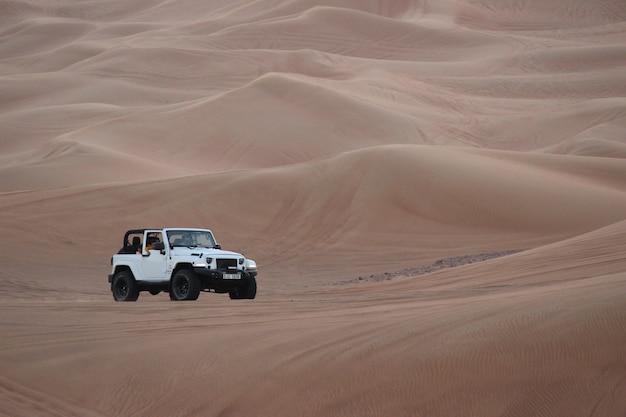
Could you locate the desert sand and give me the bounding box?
[1,0,626,416]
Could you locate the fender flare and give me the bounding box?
[112,262,145,282]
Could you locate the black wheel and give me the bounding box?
[229,278,257,300]
[112,270,139,302]
[170,269,200,301]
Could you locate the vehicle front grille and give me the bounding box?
[216,258,237,270]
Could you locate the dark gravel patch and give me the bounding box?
[337,250,524,285]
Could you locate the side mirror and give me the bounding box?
[214,244,221,250]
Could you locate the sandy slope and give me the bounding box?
[1,0,626,416]
[1,222,625,417]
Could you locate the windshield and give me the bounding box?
[167,230,217,248]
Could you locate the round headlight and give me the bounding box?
[239,258,244,265]
[205,257,213,264]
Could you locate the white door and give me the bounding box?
[141,231,167,281]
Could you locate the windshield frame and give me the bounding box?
[165,229,217,249]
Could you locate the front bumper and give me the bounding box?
[193,267,256,293]
[193,267,257,281]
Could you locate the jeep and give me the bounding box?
[108,228,257,301]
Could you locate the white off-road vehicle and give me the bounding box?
[108,228,257,301]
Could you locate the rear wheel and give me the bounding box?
[112,270,139,301]
[170,269,200,301]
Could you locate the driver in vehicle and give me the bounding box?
[181,233,193,247]
[144,234,161,255]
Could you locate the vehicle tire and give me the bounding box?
[170,269,200,301]
[112,270,139,302]
[229,278,256,300]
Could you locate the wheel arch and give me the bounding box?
[171,262,194,277]
[113,263,143,282]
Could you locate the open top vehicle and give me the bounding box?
[108,228,257,301]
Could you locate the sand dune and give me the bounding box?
[2,144,624,289]
[1,0,625,416]
[456,0,626,29]
[2,0,625,184]
[1,221,624,416]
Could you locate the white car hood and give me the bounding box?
[171,247,243,258]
